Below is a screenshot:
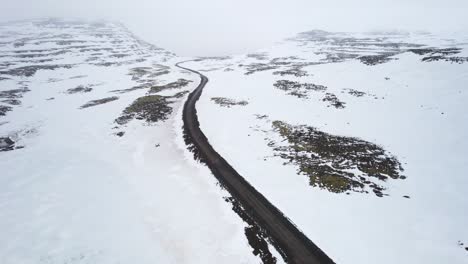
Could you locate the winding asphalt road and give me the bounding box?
[176,61,335,264]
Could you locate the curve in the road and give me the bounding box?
[177,61,336,264]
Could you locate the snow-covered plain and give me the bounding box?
[0,19,277,264]
[188,30,468,263]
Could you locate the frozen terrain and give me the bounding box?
[187,30,468,263]
[1,18,468,264]
[0,19,281,264]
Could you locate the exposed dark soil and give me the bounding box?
[80,96,119,109]
[270,121,404,196]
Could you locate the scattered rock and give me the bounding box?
[115,131,124,137]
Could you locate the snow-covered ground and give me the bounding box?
[0,19,276,264]
[188,30,468,263]
[2,19,467,264]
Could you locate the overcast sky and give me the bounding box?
[1,0,467,56]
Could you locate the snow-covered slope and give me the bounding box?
[188,30,468,263]
[0,19,276,264]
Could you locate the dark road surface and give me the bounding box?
[176,61,336,264]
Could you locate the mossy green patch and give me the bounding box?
[115,95,172,125]
[270,121,404,196]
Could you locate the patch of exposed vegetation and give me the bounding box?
[211,97,248,108]
[241,56,312,76]
[0,105,12,116]
[345,89,366,97]
[320,53,360,63]
[0,64,73,77]
[66,85,92,94]
[269,121,404,196]
[115,95,173,125]
[247,53,269,60]
[128,66,170,81]
[255,114,269,120]
[242,63,279,75]
[408,47,468,64]
[357,54,397,65]
[273,67,308,77]
[80,96,119,109]
[111,66,173,94]
[422,56,468,64]
[322,93,346,108]
[171,91,190,98]
[408,47,461,56]
[148,79,191,94]
[0,137,17,151]
[0,88,30,99]
[225,196,279,264]
[457,241,468,252]
[274,80,327,98]
[1,99,21,105]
